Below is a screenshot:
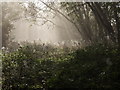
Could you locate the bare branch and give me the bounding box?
[39,0,82,34]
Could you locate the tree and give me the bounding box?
[87,2,120,44]
[60,2,120,46]
[2,2,24,47]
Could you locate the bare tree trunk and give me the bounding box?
[87,2,116,43]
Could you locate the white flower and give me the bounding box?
[1,47,5,50]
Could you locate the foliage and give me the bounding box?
[60,2,120,45]
[2,43,120,89]
[2,2,120,89]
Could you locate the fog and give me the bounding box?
[10,9,82,46]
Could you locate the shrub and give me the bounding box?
[2,43,120,89]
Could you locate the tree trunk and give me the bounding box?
[114,3,120,49]
[87,2,116,43]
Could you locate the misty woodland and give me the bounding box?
[0,1,120,89]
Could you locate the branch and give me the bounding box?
[39,0,82,34]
